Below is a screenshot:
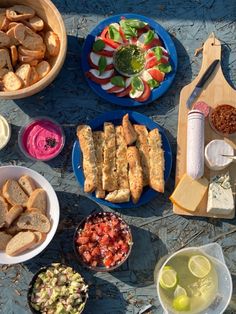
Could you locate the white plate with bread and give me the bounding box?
[0,165,59,264]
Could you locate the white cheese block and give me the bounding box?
[205,140,233,170]
[207,173,234,216]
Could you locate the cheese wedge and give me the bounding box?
[170,174,209,212]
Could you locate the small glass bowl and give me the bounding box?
[18,116,65,161]
[113,44,146,77]
[73,211,133,272]
[0,115,11,150]
[208,106,236,138]
[27,263,88,314]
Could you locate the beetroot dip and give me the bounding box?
[20,118,64,161]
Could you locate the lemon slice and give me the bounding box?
[173,295,191,312]
[159,265,178,290]
[188,255,211,278]
[174,285,187,298]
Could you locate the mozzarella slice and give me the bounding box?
[137,33,147,47]
[141,70,153,82]
[125,77,133,88]
[89,69,114,78]
[109,23,123,43]
[90,52,113,66]
[112,87,125,93]
[129,88,144,99]
[205,140,233,170]
[101,82,115,90]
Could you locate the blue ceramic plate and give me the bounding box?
[81,13,177,107]
[72,110,172,209]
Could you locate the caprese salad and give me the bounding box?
[85,17,172,102]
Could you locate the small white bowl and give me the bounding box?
[0,165,60,264]
[0,115,11,150]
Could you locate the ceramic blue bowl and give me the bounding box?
[81,13,177,106]
[72,110,172,209]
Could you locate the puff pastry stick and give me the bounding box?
[122,113,137,145]
[134,124,150,186]
[127,146,143,204]
[102,122,118,191]
[115,126,129,189]
[77,125,97,193]
[148,128,165,193]
[93,131,105,198]
[105,189,130,203]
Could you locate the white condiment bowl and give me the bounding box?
[0,115,11,150]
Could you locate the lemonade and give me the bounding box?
[158,252,218,313]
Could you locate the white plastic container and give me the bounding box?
[187,110,205,179]
[0,115,11,150]
[155,243,233,314]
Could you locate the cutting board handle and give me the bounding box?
[189,34,235,92]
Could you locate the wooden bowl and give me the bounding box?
[0,0,67,100]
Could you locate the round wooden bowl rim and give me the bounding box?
[0,0,67,99]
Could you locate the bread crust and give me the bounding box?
[148,128,165,193]
[77,125,97,193]
[127,146,143,204]
[44,31,60,57]
[27,188,47,214]
[105,189,130,203]
[102,122,118,191]
[17,212,51,233]
[18,175,36,196]
[115,126,129,189]
[122,113,137,145]
[93,131,105,198]
[3,179,28,206]
[6,5,35,22]
[134,124,150,186]
[5,231,36,256]
[5,205,23,227]
[0,196,8,228]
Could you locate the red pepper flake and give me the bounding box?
[44,137,57,150]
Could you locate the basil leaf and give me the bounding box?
[147,79,160,88]
[124,19,147,29]
[120,20,137,38]
[93,39,105,52]
[108,25,121,42]
[111,76,125,87]
[144,30,155,45]
[158,63,172,73]
[98,56,107,74]
[153,47,163,61]
[131,77,144,91]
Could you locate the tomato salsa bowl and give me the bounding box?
[73,212,133,272]
[81,13,177,106]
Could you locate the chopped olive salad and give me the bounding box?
[30,263,88,314]
[86,17,172,102]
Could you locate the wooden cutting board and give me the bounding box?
[173,34,236,219]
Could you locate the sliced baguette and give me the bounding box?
[5,205,23,227]
[33,231,46,247]
[18,175,36,196]
[17,212,50,233]
[6,231,36,256]
[0,231,12,250]
[0,196,8,228]
[3,179,29,206]
[27,188,47,214]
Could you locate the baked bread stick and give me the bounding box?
[93,131,105,198]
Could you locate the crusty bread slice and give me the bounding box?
[4,222,22,235]
[3,179,29,207]
[0,196,8,228]
[5,231,36,256]
[27,188,47,214]
[33,231,46,247]
[17,212,50,233]
[18,175,36,196]
[5,205,23,227]
[0,231,12,250]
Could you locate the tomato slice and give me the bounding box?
[95,50,114,57]
[102,37,120,49]
[85,72,113,85]
[116,85,132,97]
[88,56,114,71]
[107,86,125,94]
[135,80,151,102]
[143,37,162,50]
[100,26,109,38]
[148,68,165,82]
[137,25,150,37]
[145,56,158,69]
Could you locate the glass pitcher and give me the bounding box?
[155,243,232,314]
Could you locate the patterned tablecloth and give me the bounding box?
[1,0,236,313]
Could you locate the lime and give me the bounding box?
[159,265,178,290]
[174,285,187,298]
[188,255,211,278]
[173,295,191,311]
